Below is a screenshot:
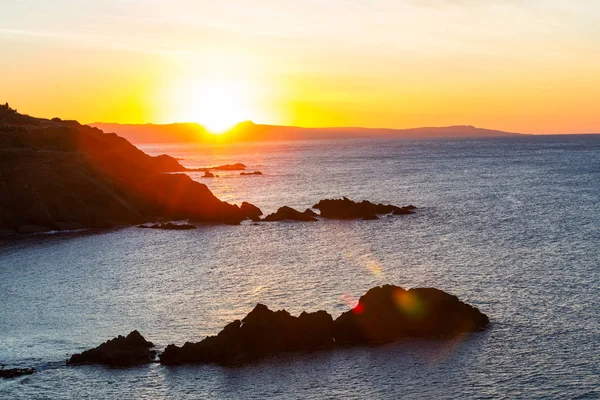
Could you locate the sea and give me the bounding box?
[1,135,599,399]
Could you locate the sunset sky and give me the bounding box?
[1,0,599,133]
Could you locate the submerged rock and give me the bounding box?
[0,368,35,379]
[333,285,489,345]
[68,331,156,366]
[263,206,318,222]
[160,305,334,365]
[312,197,416,219]
[240,171,263,176]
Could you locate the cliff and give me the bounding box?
[0,104,259,233]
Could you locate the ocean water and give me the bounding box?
[1,136,599,399]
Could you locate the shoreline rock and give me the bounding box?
[0,108,263,233]
[68,331,156,367]
[240,171,263,176]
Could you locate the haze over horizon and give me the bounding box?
[2,1,600,134]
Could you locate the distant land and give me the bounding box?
[90,121,523,144]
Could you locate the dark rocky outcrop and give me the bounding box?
[0,106,261,232]
[303,208,318,217]
[241,202,263,221]
[313,197,416,219]
[333,285,489,345]
[211,163,246,171]
[159,285,489,366]
[160,305,334,365]
[68,331,155,367]
[240,171,263,176]
[0,368,36,379]
[202,171,214,178]
[263,206,318,222]
[138,222,196,230]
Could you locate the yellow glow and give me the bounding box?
[170,78,254,134]
[394,289,424,318]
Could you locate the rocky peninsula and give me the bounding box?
[0,105,261,233]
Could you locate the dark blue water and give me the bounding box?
[1,135,599,399]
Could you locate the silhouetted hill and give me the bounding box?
[0,104,259,233]
[90,122,210,144]
[91,120,521,144]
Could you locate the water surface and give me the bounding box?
[1,136,599,398]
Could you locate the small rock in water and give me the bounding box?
[0,368,36,379]
[263,206,318,222]
[68,331,156,367]
[312,197,416,219]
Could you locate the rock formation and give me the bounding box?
[160,305,334,365]
[313,197,415,219]
[263,206,318,222]
[240,202,263,221]
[0,368,36,379]
[68,331,155,366]
[0,106,262,233]
[240,171,263,176]
[333,285,490,344]
[210,163,246,171]
[159,285,489,365]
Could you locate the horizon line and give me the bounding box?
[88,120,600,136]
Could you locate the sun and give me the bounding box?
[172,78,252,134]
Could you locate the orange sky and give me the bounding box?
[1,1,600,133]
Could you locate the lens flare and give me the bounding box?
[393,289,424,318]
[341,293,364,314]
[366,260,383,278]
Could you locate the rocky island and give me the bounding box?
[156,285,488,365]
[313,197,416,219]
[67,330,156,366]
[67,285,488,367]
[261,199,416,222]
